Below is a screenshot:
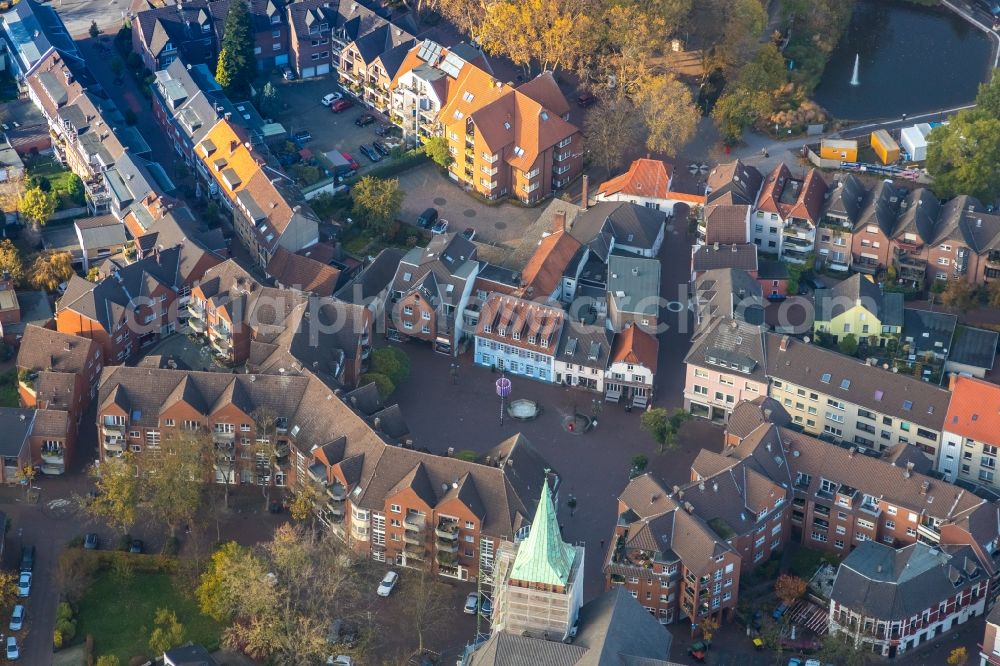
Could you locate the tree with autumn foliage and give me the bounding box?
[27,251,74,291]
[948,646,969,666]
[774,574,807,606]
[941,280,978,312]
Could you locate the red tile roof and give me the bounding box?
[611,323,658,373]
[519,230,582,299]
[266,246,340,296]
[598,159,672,200]
[945,376,1000,443]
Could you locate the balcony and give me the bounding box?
[783,223,814,241]
[102,423,126,437]
[41,449,65,465]
[187,302,205,320]
[852,259,880,274]
[859,502,881,518]
[404,514,425,532]
[213,431,235,444]
[187,317,205,333]
[435,521,459,540]
[103,437,125,453]
[404,542,425,558]
[895,238,923,252]
[403,532,422,545]
[436,538,459,553]
[917,522,941,543]
[328,483,347,501]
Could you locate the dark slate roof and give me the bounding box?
[334,247,405,304]
[468,588,672,666]
[556,323,613,370]
[814,274,903,327]
[692,243,758,273]
[901,309,957,358]
[821,174,867,227]
[695,269,764,327]
[855,180,901,235]
[0,408,33,457]
[832,540,982,620]
[757,260,789,280]
[893,188,941,243]
[764,334,951,430]
[567,202,665,251]
[685,317,767,381]
[706,160,762,207]
[948,325,999,371]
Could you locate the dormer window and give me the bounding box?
[541,337,549,347]
[270,13,280,23]
[512,331,520,341]
[498,327,507,336]
[528,335,536,345]
[483,324,492,333]
[202,22,211,32]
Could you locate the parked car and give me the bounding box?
[84,532,99,550]
[464,592,479,615]
[331,99,353,113]
[359,144,381,162]
[772,601,788,619]
[5,636,17,661]
[282,67,296,81]
[480,595,492,617]
[340,152,360,171]
[687,639,711,663]
[417,208,438,229]
[374,123,397,137]
[461,227,476,241]
[802,277,826,291]
[431,219,449,235]
[377,570,398,597]
[19,546,33,573]
[129,539,144,554]
[16,572,30,598]
[787,659,802,666]
[9,605,23,631]
[577,92,595,107]
[373,140,391,157]
[355,113,376,127]
[291,130,312,145]
[321,92,343,107]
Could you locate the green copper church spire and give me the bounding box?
[509,477,577,587]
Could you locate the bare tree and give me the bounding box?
[404,569,454,654]
[251,406,279,510]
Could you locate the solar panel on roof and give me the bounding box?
[417,40,443,64]
[440,51,465,78]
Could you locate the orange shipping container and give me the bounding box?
[819,139,858,162]
[870,129,900,165]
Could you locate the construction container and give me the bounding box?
[900,123,932,162]
[870,129,900,165]
[819,139,858,162]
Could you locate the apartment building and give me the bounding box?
[15,325,100,474]
[519,227,584,302]
[607,255,660,333]
[813,273,903,346]
[195,119,319,269]
[131,0,216,71]
[691,243,759,282]
[338,22,415,109]
[606,323,658,408]
[700,160,763,246]
[0,408,69,483]
[56,246,219,363]
[751,164,827,263]
[764,333,950,457]
[0,0,85,78]
[441,70,583,205]
[387,233,479,355]
[816,174,866,271]
[596,157,707,215]
[940,376,1000,490]
[693,268,764,331]
[829,540,987,658]
[684,317,767,422]
[851,180,902,274]
[152,59,284,167]
[334,248,406,334]
[605,473,743,625]
[473,293,564,382]
[565,202,667,259]
[553,323,613,393]
[981,605,1000,666]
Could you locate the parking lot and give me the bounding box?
[270,76,394,177]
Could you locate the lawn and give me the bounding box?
[787,545,841,579]
[24,156,85,211]
[75,571,222,663]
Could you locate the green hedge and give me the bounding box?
[354,150,427,181]
[88,550,178,574]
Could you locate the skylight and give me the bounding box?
[902,400,913,411]
[513,146,524,157]
[462,91,474,102]
[453,110,464,120]
[820,373,831,383]
[874,390,884,401]
[840,379,850,390]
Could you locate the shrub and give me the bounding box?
[53,629,63,649]
[67,535,84,549]
[56,617,76,641]
[355,149,427,181]
[57,601,74,622]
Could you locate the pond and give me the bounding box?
[813,0,993,120]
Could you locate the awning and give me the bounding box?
[605,389,621,403]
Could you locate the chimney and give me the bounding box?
[373,417,381,431]
[920,480,930,495]
[553,210,567,234]
[948,372,959,391]
[779,335,790,352]
[848,447,857,457]
[581,175,589,210]
[230,140,238,152]
[876,564,883,573]
[763,408,772,421]
[904,461,914,478]
[698,481,705,491]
